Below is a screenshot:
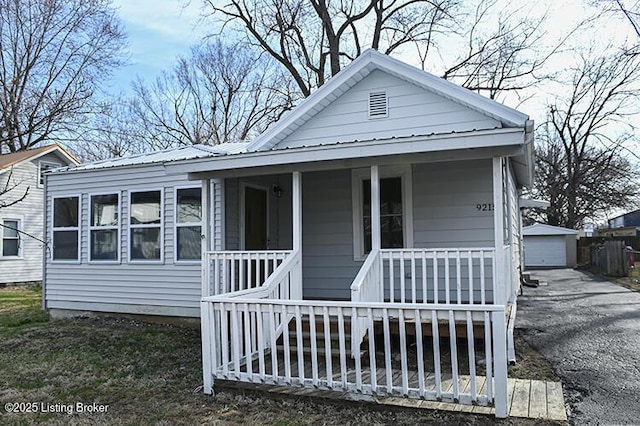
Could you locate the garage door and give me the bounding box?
[524,236,566,267]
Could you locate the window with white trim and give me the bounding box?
[38,161,59,187]
[352,167,413,259]
[175,187,202,261]
[52,196,80,261]
[362,177,404,253]
[1,219,21,257]
[90,193,119,261]
[129,190,162,261]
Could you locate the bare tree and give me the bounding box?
[71,100,150,162]
[130,40,294,148]
[203,0,568,100]
[0,0,126,153]
[594,0,640,39]
[441,0,568,100]
[0,167,29,209]
[203,0,460,97]
[528,48,640,228]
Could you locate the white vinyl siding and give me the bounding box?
[299,161,495,300]
[0,152,67,283]
[45,165,202,317]
[302,169,360,299]
[275,70,501,149]
[412,160,494,247]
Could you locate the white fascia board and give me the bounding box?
[166,128,525,175]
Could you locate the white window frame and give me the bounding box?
[128,188,164,263]
[1,217,23,259]
[51,194,81,263]
[174,185,202,264]
[351,166,414,260]
[38,161,60,188]
[88,192,121,264]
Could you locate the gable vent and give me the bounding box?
[368,91,388,119]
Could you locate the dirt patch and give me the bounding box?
[509,331,560,382]
[612,277,640,293]
[0,287,565,425]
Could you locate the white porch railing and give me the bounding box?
[202,297,508,417]
[201,246,510,417]
[354,248,496,305]
[202,250,292,297]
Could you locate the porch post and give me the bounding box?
[201,178,211,297]
[492,158,506,305]
[292,171,303,299]
[200,178,214,395]
[371,165,381,251]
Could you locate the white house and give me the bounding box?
[44,50,535,417]
[0,144,78,284]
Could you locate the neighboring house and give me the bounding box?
[600,210,640,236]
[523,223,578,268]
[0,145,78,284]
[608,209,640,229]
[44,50,535,417]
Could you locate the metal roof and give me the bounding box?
[53,143,250,172]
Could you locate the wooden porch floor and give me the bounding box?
[214,350,567,421]
[218,376,567,421]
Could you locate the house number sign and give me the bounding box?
[476,203,494,212]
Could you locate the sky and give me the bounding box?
[107,0,635,97]
[107,0,207,94]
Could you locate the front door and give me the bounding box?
[243,186,268,250]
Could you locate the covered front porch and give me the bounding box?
[196,155,521,418]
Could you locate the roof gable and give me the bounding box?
[523,223,579,236]
[273,69,503,150]
[248,49,529,152]
[0,144,78,174]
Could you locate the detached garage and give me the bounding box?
[523,223,579,268]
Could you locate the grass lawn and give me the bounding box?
[0,285,564,425]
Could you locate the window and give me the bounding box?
[38,161,59,187]
[352,167,413,259]
[1,219,20,257]
[90,193,119,261]
[175,187,202,261]
[129,190,162,261]
[52,196,80,261]
[362,177,404,253]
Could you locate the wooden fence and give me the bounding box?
[582,239,638,277]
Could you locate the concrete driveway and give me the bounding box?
[516,269,640,425]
